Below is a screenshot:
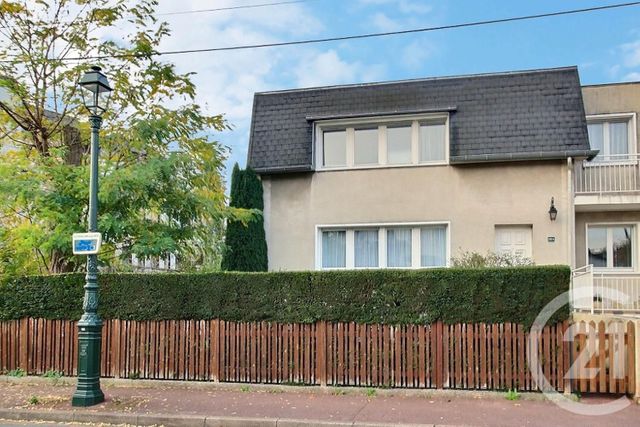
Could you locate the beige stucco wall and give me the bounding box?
[582,82,640,145]
[263,162,571,271]
[575,211,640,269]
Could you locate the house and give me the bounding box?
[248,66,594,271]
[248,65,640,314]
[248,66,595,269]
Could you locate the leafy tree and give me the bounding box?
[221,164,268,271]
[0,0,253,276]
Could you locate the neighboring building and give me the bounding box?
[572,81,640,314]
[0,87,17,155]
[248,66,595,272]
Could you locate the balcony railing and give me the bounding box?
[571,265,640,313]
[574,154,640,195]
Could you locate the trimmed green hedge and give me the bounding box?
[0,266,570,325]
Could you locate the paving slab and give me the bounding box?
[0,377,638,427]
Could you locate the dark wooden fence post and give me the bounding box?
[19,318,28,373]
[211,319,220,382]
[317,321,327,386]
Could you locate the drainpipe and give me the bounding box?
[567,157,576,270]
[635,320,640,403]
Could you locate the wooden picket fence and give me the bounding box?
[0,318,635,393]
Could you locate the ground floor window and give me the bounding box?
[321,230,346,268]
[587,224,634,269]
[318,223,449,270]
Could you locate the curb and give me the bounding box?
[0,409,462,427]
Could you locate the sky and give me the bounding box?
[152,0,640,184]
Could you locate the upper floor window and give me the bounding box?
[354,128,378,165]
[322,130,347,167]
[387,124,412,164]
[317,114,448,170]
[587,113,637,162]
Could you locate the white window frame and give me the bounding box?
[585,222,636,272]
[315,221,451,270]
[314,113,449,171]
[586,113,637,163]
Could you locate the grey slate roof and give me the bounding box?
[247,66,594,174]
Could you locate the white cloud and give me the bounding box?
[154,0,324,123]
[401,38,437,70]
[358,0,432,14]
[293,49,385,88]
[621,40,640,68]
[607,38,640,84]
[623,71,640,81]
[145,0,329,172]
[371,12,402,32]
[607,64,621,78]
[94,0,390,177]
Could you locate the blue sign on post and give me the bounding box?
[72,233,102,255]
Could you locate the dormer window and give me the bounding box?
[354,128,378,165]
[322,130,347,167]
[316,113,449,170]
[386,124,412,164]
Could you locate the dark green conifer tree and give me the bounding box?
[221,164,268,271]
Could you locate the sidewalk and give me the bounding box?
[0,377,639,427]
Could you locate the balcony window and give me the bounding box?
[587,115,635,162]
[587,225,633,269]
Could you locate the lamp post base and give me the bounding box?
[71,389,105,407]
[72,319,104,407]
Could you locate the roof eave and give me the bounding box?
[306,107,457,122]
[253,164,314,175]
[450,149,599,164]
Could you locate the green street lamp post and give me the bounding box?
[72,66,112,407]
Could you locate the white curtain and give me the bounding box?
[609,122,628,157]
[322,230,346,268]
[323,130,347,167]
[420,123,445,162]
[421,226,446,267]
[354,128,378,165]
[387,228,412,267]
[355,230,379,267]
[387,126,412,164]
[587,123,604,161]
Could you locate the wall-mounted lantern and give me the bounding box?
[548,197,558,221]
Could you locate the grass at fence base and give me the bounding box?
[0,266,570,326]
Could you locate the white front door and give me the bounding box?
[495,225,532,258]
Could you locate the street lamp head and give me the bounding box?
[79,66,112,117]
